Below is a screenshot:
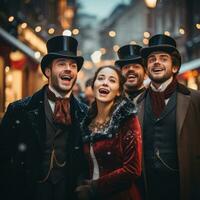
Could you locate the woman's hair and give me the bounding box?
[85,65,125,125]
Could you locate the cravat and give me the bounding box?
[149,78,177,118]
[47,88,72,126]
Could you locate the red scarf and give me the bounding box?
[149,78,177,118]
[47,88,72,126]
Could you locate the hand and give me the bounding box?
[75,185,92,200]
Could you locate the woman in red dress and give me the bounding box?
[75,65,142,200]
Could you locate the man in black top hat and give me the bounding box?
[115,44,147,104]
[137,34,200,200]
[0,35,88,200]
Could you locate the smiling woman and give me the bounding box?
[75,65,143,200]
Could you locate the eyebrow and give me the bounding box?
[148,54,170,59]
[98,74,117,80]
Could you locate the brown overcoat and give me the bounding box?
[137,83,200,200]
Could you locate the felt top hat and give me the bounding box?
[140,34,181,66]
[115,44,144,68]
[41,35,84,75]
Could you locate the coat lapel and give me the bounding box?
[26,86,47,148]
[176,92,190,137]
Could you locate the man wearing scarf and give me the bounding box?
[0,36,87,200]
[137,34,200,200]
[115,44,147,105]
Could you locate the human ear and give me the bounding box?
[172,65,179,74]
[45,68,51,78]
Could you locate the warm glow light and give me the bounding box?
[21,23,27,29]
[35,26,42,33]
[143,38,149,45]
[196,23,200,29]
[9,51,25,61]
[63,29,72,36]
[48,28,55,35]
[113,45,120,52]
[5,66,10,73]
[130,41,137,45]
[164,31,171,36]
[34,51,41,59]
[144,32,150,38]
[109,31,116,37]
[179,28,185,35]
[144,0,157,8]
[91,51,102,63]
[22,28,46,54]
[8,16,14,22]
[72,28,79,35]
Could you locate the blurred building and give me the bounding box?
[99,0,200,89]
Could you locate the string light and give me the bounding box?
[21,23,27,29]
[63,29,72,36]
[35,26,42,33]
[164,31,170,36]
[48,28,55,35]
[144,32,150,38]
[179,28,185,35]
[8,16,14,22]
[113,45,120,52]
[109,31,116,37]
[72,28,79,35]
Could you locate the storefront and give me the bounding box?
[0,27,47,118]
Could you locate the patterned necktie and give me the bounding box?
[47,88,72,126]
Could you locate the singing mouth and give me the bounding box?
[60,75,72,81]
[152,68,164,73]
[99,88,110,94]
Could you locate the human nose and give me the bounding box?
[129,65,135,71]
[102,78,109,85]
[64,63,71,70]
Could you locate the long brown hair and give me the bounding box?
[85,65,125,125]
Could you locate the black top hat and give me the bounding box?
[41,35,84,75]
[140,34,181,66]
[115,44,144,68]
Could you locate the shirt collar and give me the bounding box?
[150,77,173,92]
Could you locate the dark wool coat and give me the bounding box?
[81,98,143,200]
[137,83,200,200]
[0,85,88,200]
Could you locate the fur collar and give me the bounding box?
[82,97,137,143]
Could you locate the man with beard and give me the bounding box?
[0,36,87,200]
[137,34,200,200]
[115,44,147,104]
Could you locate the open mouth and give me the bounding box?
[60,75,72,81]
[99,88,110,95]
[127,73,137,81]
[152,68,164,73]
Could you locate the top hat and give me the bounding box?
[115,44,144,68]
[41,35,84,75]
[140,34,181,66]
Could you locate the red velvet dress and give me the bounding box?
[82,99,142,200]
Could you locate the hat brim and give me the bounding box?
[115,57,144,68]
[141,45,180,59]
[41,53,84,76]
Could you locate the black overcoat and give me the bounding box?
[0,85,88,200]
